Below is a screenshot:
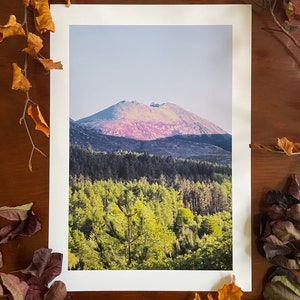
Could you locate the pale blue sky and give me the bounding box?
[70,25,232,133]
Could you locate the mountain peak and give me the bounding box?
[77,100,227,140]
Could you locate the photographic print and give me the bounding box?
[49,5,251,291]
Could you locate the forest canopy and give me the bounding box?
[68,145,232,270]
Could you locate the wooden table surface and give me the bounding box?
[1,0,300,299]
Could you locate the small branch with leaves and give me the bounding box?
[0,0,67,171]
[250,137,300,156]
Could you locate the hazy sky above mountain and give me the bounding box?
[70,25,232,133]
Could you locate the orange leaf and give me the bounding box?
[276,137,294,155]
[22,32,43,57]
[193,293,201,300]
[0,15,25,42]
[218,276,243,300]
[23,0,30,6]
[207,293,214,300]
[11,63,32,92]
[31,0,55,33]
[37,57,63,71]
[27,103,50,137]
[65,0,71,7]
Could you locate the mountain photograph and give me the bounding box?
[68,25,233,272]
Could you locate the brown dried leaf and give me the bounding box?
[22,32,43,57]
[31,0,55,33]
[289,174,300,201]
[218,276,243,300]
[27,104,50,137]
[0,273,28,300]
[277,137,295,155]
[36,58,63,71]
[0,15,25,42]
[0,203,33,221]
[44,281,67,300]
[0,210,41,244]
[20,248,52,278]
[65,0,71,7]
[11,63,32,92]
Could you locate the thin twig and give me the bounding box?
[268,0,300,49]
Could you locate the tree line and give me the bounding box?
[69,144,231,184]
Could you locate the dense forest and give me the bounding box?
[69,145,232,270]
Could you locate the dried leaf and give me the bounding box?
[31,0,55,33]
[207,293,214,300]
[22,32,43,57]
[0,273,28,300]
[193,293,201,300]
[65,0,71,7]
[276,137,297,155]
[11,63,32,92]
[20,249,63,299]
[271,220,300,242]
[0,210,41,244]
[36,58,63,71]
[0,203,33,221]
[43,281,67,300]
[0,15,25,42]
[218,276,243,300]
[263,267,300,299]
[289,174,300,201]
[20,248,52,278]
[27,104,50,137]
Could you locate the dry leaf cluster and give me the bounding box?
[0,0,68,171]
[0,204,68,299]
[260,174,300,298]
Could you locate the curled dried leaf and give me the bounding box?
[193,293,201,300]
[0,15,25,42]
[218,276,243,300]
[36,58,63,71]
[27,104,50,137]
[0,273,28,300]
[289,174,300,201]
[276,137,300,155]
[65,0,71,7]
[11,63,32,92]
[31,0,55,33]
[0,203,33,221]
[22,32,43,57]
[44,281,67,300]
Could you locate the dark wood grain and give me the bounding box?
[1,0,300,299]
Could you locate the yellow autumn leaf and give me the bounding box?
[218,276,243,300]
[277,137,300,155]
[31,0,55,33]
[11,63,32,92]
[27,103,50,137]
[193,292,201,300]
[65,0,71,7]
[37,58,63,71]
[22,32,43,57]
[207,293,214,300]
[285,1,296,20]
[0,15,25,42]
